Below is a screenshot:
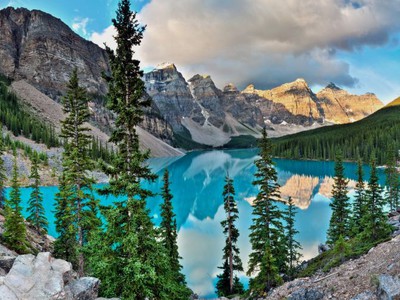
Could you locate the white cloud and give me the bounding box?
[132,0,400,90]
[72,17,90,36]
[90,0,400,93]
[90,25,117,51]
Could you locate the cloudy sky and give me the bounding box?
[1,0,400,103]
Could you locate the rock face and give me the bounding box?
[246,78,324,125]
[0,252,100,300]
[317,83,383,123]
[377,275,400,300]
[145,64,264,146]
[0,7,110,99]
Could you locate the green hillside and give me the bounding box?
[272,102,400,164]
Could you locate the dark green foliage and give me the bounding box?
[87,201,181,299]
[247,128,284,295]
[350,157,366,237]
[0,79,58,148]
[0,130,6,208]
[2,151,29,253]
[56,68,100,276]
[26,153,48,234]
[159,170,191,299]
[272,105,400,164]
[216,260,245,297]
[53,174,78,266]
[361,156,391,242]
[284,197,302,280]
[384,145,399,211]
[216,175,244,297]
[220,135,258,149]
[86,1,189,298]
[327,153,351,245]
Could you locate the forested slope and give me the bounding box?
[272,99,400,164]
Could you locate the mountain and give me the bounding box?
[272,99,400,164]
[0,7,180,157]
[0,7,384,152]
[317,83,383,123]
[145,63,264,147]
[0,7,109,98]
[245,78,324,125]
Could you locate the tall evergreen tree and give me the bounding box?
[53,174,77,265]
[284,197,302,280]
[3,150,28,253]
[159,169,191,299]
[361,156,391,241]
[327,153,351,245]
[26,152,48,233]
[56,68,99,276]
[247,128,284,296]
[385,145,399,212]
[0,128,6,209]
[216,174,244,297]
[350,157,366,236]
[86,1,188,298]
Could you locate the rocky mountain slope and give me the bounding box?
[9,80,183,158]
[0,7,384,151]
[317,83,383,123]
[269,233,400,300]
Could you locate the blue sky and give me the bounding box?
[1,0,400,103]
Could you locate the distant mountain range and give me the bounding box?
[0,7,384,154]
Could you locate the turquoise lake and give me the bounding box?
[6,149,387,298]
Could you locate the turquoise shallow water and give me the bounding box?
[6,149,387,298]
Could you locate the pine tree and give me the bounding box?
[53,174,77,265]
[160,170,190,292]
[56,68,99,276]
[285,197,302,280]
[26,152,48,233]
[159,169,191,299]
[327,153,351,245]
[216,174,244,297]
[86,1,188,298]
[385,145,399,212]
[3,150,28,253]
[361,156,391,241]
[247,128,284,296]
[216,260,244,297]
[0,128,6,209]
[350,157,366,236]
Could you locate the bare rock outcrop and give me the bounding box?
[0,252,100,300]
[317,83,383,124]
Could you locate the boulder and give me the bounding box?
[351,291,375,300]
[318,243,331,254]
[377,274,400,300]
[0,252,100,300]
[288,288,324,300]
[66,277,100,300]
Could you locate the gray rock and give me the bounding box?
[0,284,18,300]
[351,291,375,300]
[377,274,400,300]
[66,277,100,300]
[0,252,100,300]
[288,288,324,300]
[318,243,331,254]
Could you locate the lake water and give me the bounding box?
[6,149,387,298]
